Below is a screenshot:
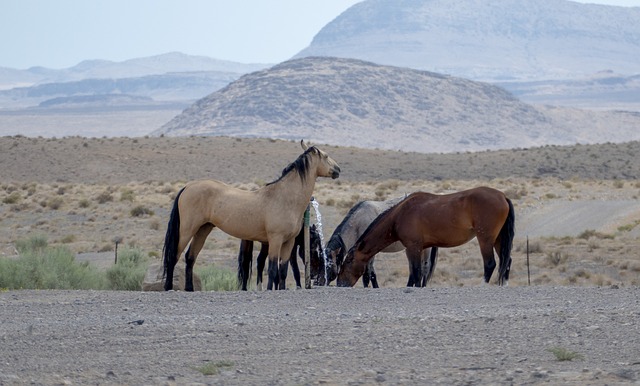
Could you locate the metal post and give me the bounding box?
[304,204,311,289]
[527,236,531,285]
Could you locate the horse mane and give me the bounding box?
[355,200,404,251]
[332,200,367,237]
[325,234,344,255]
[266,146,317,186]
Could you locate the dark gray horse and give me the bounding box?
[324,197,438,287]
[237,224,324,290]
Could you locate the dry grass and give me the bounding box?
[1,137,639,289]
[1,176,639,289]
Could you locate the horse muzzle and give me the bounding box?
[336,272,355,287]
[330,166,341,179]
[326,263,337,283]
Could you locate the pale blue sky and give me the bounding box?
[1,0,637,70]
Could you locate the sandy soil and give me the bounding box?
[1,286,639,386]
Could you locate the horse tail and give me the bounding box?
[237,240,253,290]
[163,187,185,280]
[498,197,515,285]
[423,246,439,287]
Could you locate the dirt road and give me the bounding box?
[1,286,639,385]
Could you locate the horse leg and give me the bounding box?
[184,223,214,291]
[266,238,284,291]
[256,243,269,291]
[405,246,423,287]
[362,264,371,288]
[368,259,379,288]
[278,261,289,290]
[165,224,198,291]
[290,244,302,289]
[277,239,296,290]
[237,240,254,291]
[479,239,497,284]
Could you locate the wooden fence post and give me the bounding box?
[304,204,311,289]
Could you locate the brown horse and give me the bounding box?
[163,140,340,291]
[337,187,514,287]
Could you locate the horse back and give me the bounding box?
[397,188,510,247]
[337,197,404,250]
[180,179,269,240]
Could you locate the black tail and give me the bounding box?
[163,187,185,281]
[422,246,439,287]
[498,198,515,285]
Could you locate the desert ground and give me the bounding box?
[1,135,640,385]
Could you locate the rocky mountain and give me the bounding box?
[295,0,640,82]
[154,57,640,153]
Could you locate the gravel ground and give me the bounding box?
[1,286,639,385]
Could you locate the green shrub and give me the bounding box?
[547,347,584,361]
[2,191,22,204]
[96,191,113,204]
[193,360,235,375]
[120,189,136,202]
[47,197,64,210]
[196,264,238,291]
[0,235,106,290]
[106,248,148,290]
[130,205,154,217]
[15,234,48,254]
[546,251,569,267]
[60,234,76,244]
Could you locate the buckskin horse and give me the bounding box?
[324,197,438,287]
[336,187,514,287]
[162,140,340,291]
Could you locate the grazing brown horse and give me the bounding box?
[324,197,438,288]
[163,140,340,291]
[337,187,515,287]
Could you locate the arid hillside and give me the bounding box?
[154,58,640,153]
[2,136,640,184]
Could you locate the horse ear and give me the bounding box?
[301,140,308,151]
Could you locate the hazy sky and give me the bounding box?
[2,0,638,70]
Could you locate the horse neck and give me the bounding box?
[340,209,371,250]
[265,162,317,208]
[355,209,399,259]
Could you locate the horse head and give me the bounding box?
[300,140,340,180]
[323,235,345,284]
[336,246,365,287]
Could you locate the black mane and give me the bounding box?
[267,146,316,186]
[331,200,366,238]
[354,203,402,251]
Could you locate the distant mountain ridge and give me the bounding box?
[0,52,269,87]
[154,57,640,153]
[0,53,272,108]
[295,0,640,82]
